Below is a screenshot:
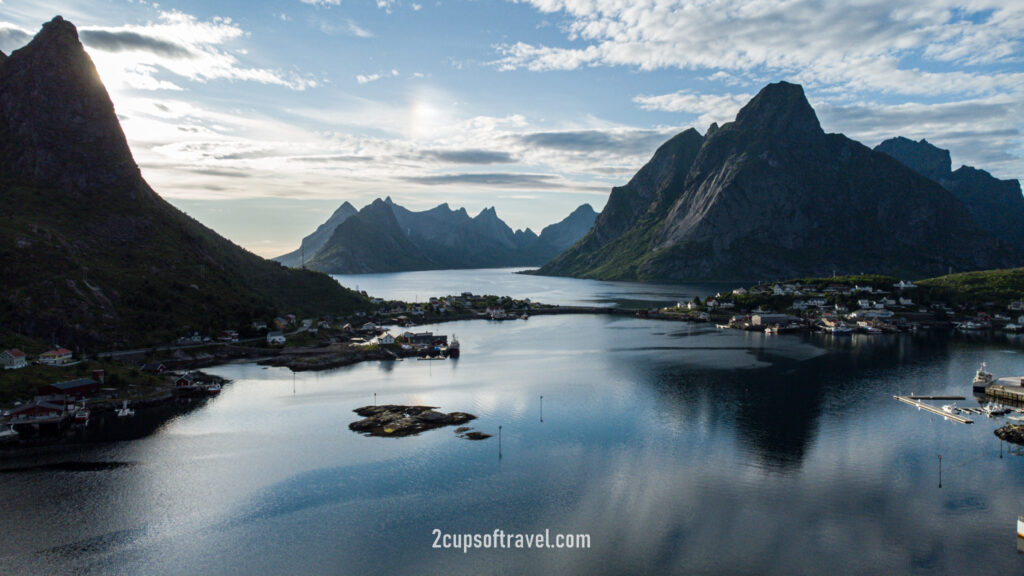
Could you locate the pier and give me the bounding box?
[893,395,973,424]
[984,385,1024,405]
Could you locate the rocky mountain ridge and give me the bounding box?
[537,82,1020,281]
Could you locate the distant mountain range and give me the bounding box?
[537,81,1021,282]
[277,198,596,274]
[874,137,1024,251]
[0,17,368,349]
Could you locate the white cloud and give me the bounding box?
[497,1,1024,98]
[82,11,317,91]
[633,91,753,128]
[346,19,374,38]
[301,0,341,6]
[356,69,399,84]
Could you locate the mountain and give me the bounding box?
[874,137,1024,250]
[537,82,1020,282]
[537,203,597,252]
[0,17,368,349]
[283,198,594,273]
[275,201,358,267]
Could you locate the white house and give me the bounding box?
[893,280,918,290]
[0,349,27,370]
[898,297,914,306]
[375,332,395,345]
[266,331,286,345]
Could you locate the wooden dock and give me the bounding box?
[893,395,973,424]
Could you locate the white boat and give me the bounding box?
[1018,516,1024,539]
[982,402,1011,416]
[973,362,995,393]
[0,425,18,442]
[116,400,135,418]
[764,325,778,335]
[826,323,853,335]
[942,403,960,415]
[1004,323,1023,333]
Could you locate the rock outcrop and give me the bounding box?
[348,405,479,437]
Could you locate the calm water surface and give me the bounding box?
[2,272,1024,575]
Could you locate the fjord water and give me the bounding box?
[2,272,1024,575]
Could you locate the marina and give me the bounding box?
[893,395,974,424]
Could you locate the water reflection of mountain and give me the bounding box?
[640,331,959,470]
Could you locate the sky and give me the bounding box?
[1,0,1022,258]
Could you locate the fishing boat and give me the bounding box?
[973,362,996,393]
[447,335,460,359]
[116,400,134,418]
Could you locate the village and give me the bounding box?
[655,277,1024,335]
[0,292,538,444]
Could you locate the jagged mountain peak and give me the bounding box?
[732,81,822,141]
[0,15,142,193]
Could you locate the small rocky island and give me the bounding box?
[995,424,1024,445]
[349,405,490,439]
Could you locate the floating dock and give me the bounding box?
[893,395,973,424]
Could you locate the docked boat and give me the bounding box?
[116,400,135,418]
[973,362,996,393]
[205,383,222,395]
[957,320,991,331]
[826,322,853,336]
[982,402,1011,416]
[942,403,960,415]
[1018,516,1024,539]
[447,335,460,359]
[764,325,779,335]
[73,404,90,425]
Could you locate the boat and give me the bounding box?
[982,402,1011,416]
[447,335,460,359]
[764,325,779,335]
[973,362,996,393]
[520,314,529,320]
[826,322,853,336]
[957,320,991,331]
[116,400,135,418]
[1004,323,1023,333]
[716,324,731,329]
[73,401,90,425]
[1018,515,1024,539]
[205,383,222,395]
[941,403,960,415]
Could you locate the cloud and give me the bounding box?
[301,0,341,5]
[0,23,31,53]
[83,11,317,91]
[80,30,193,58]
[518,129,673,154]
[421,149,516,164]
[346,19,374,38]
[495,1,1024,97]
[356,69,399,84]
[633,91,752,127]
[402,173,566,188]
